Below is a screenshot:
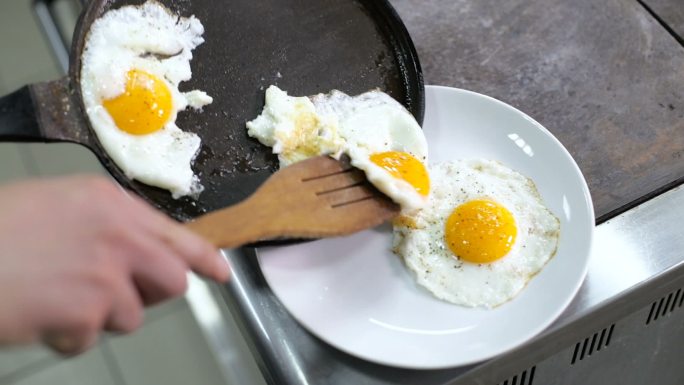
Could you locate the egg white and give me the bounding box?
[247,85,428,210]
[393,159,560,308]
[80,1,212,198]
[246,86,344,166]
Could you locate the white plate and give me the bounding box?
[256,85,594,369]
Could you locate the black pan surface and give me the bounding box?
[71,0,424,221]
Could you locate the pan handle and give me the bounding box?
[0,77,95,146]
[0,86,43,141]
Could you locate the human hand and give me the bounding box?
[0,175,229,354]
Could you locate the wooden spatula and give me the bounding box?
[186,156,400,248]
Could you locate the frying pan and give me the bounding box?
[0,0,424,221]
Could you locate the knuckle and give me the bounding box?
[87,249,119,288]
[84,176,118,196]
[56,311,102,352]
[113,290,144,334]
[85,179,125,214]
[77,308,104,333]
[108,310,143,334]
[187,237,214,262]
[77,183,124,225]
[45,332,94,356]
[180,230,215,263]
[100,226,130,248]
[120,309,144,333]
[166,270,189,298]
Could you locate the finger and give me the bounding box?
[134,257,188,306]
[43,330,99,356]
[125,231,189,305]
[37,279,110,356]
[41,299,106,356]
[103,276,144,333]
[126,195,230,283]
[161,224,230,282]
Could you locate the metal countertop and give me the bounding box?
[392,0,684,224]
[203,184,684,385]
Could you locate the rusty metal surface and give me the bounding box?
[31,77,93,145]
[391,0,684,222]
[30,77,122,172]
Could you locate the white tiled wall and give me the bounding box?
[0,1,61,93]
[109,307,227,385]
[0,346,54,381]
[24,143,106,176]
[10,348,117,385]
[0,144,33,181]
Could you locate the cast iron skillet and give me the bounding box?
[0,0,424,221]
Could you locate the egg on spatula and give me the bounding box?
[247,85,429,211]
[80,0,212,198]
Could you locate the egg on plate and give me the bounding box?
[80,0,212,198]
[393,159,561,308]
[247,85,429,211]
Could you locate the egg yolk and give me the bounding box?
[445,199,517,263]
[103,69,172,135]
[369,151,430,196]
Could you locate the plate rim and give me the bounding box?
[257,84,595,369]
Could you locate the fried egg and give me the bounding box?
[393,159,560,308]
[247,86,429,210]
[80,1,212,198]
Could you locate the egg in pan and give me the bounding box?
[80,1,212,198]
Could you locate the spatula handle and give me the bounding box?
[185,198,282,249]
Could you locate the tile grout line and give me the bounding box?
[98,302,188,385]
[145,298,189,324]
[0,302,188,385]
[17,146,41,177]
[100,339,129,385]
[0,354,59,384]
